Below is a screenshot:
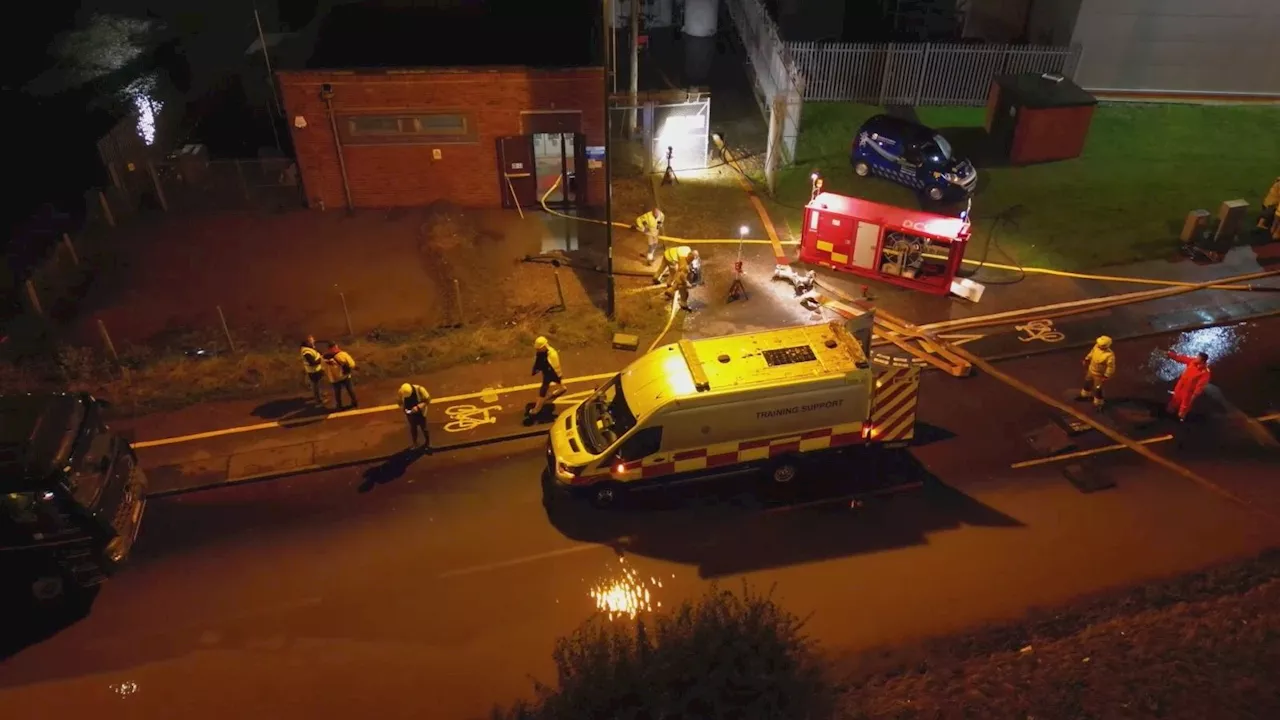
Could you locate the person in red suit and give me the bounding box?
[1166,351,1211,421]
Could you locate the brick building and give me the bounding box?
[276,1,607,210]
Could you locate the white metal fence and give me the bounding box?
[790,42,1082,106]
[724,0,804,163]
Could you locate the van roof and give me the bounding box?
[620,323,869,419]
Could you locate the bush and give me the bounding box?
[496,583,835,720]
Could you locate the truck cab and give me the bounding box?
[1,393,148,603]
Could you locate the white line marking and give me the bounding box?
[436,544,605,579]
[133,372,616,449]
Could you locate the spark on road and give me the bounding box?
[589,558,661,620]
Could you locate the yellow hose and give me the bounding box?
[647,293,682,353]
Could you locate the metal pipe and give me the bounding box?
[603,0,616,318]
[322,92,354,211]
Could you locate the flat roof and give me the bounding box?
[305,1,600,70]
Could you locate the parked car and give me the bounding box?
[850,114,977,201]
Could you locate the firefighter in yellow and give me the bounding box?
[635,206,665,264]
[398,383,431,450]
[1260,176,1280,240]
[665,263,694,312]
[652,245,699,285]
[527,336,565,417]
[1079,336,1116,409]
[299,335,326,405]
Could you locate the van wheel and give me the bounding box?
[589,482,625,509]
[927,186,944,201]
[769,459,801,484]
[853,161,870,177]
[32,575,65,601]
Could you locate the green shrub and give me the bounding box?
[496,583,834,720]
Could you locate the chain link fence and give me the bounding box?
[151,157,305,213]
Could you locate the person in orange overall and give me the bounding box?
[1166,351,1211,421]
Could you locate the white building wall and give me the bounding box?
[1070,0,1280,94]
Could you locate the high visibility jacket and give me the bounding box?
[1084,346,1115,379]
[402,384,431,416]
[1265,178,1280,208]
[636,209,664,233]
[300,345,324,374]
[323,350,356,382]
[1168,353,1210,407]
[663,245,693,269]
[533,346,562,378]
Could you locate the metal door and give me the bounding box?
[497,136,537,208]
[852,222,881,270]
[818,213,854,264]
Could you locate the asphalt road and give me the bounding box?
[2,319,1278,719]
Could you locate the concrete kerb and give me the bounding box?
[146,427,549,498]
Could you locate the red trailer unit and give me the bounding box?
[800,192,970,296]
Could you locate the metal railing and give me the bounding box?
[789,41,1082,106]
[724,0,804,163]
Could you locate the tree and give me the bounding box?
[496,583,835,720]
[26,12,166,96]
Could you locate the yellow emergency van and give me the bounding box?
[547,320,920,506]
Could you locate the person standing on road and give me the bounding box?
[1079,335,1116,410]
[635,206,665,264]
[323,341,358,411]
[1166,351,1211,422]
[528,336,565,417]
[399,382,432,449]
[300,335,326,405]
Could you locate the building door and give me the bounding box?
[498,136,537,208]
[533,133,577,206]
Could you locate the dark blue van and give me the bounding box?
[850,114,977,201]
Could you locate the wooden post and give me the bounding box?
[96,319,120,364]
[216,305,235,352]
[453,278,465,326]
[765,96,786,196]
[553,266,567,310]
[61,233,80,266]
[339,291,354,336]
[147,161,169,211]
[98,190,116,228]
[24,280,44,317]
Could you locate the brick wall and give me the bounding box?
[278,67,607,209]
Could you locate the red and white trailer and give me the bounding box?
[799,192,971,297]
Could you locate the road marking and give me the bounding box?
[132,372,617,449]
[436,543,605,579]
[1010,412,1280,469]
[1014,318,1066,343]
[442,404,502,433]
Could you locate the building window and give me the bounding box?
[344,113,472,142]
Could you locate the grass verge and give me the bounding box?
[0,291,670,415]
[839,548,1280,718]
[770,102,1280,270]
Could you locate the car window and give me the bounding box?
[617,427,662,462]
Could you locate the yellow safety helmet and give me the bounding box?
[398,383,414,399]
[534,336,549,351]
[1095,336,1113,349]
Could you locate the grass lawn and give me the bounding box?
[770,102,1280,270]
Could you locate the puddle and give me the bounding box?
[1145,323,1249,382]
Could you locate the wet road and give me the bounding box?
[2,319,1278,719]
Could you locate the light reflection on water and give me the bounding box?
[1145,323,1247,382]
[587,556,663,621]
[123,73,161,146]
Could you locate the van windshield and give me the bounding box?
[931,134,953,161]
[576,375,638,455]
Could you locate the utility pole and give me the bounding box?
[628,0,639,137]
[603,0,616,317]
[253,0,284,155]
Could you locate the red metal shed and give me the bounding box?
[799,192,970,296]
[985,73,1097,165]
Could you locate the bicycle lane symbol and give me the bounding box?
[442,403,503,433]
[1015,319,1065,343]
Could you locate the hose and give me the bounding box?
[647,292,681,353]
